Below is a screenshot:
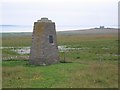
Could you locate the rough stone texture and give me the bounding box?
[29,18,59,65]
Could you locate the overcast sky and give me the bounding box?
[1,0,119,30]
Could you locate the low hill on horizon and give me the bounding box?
[57,28,118,35]
[1,28,118,37]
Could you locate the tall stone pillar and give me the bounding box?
[29,18,59,65]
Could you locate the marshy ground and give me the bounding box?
[1,29,118,88]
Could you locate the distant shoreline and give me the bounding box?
[1,27,118,33]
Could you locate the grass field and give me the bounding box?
[2,29,119,88]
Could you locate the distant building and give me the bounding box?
[100,26,105,29]
[29,18,59,65]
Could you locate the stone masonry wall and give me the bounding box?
[29,18,59,65]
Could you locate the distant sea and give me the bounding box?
[0,25,118,33]
[1,25,33,33]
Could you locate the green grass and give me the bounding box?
[2,36,32,47]
[2,32,118,88]
[2,60,118,88]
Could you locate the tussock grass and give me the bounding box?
[2,36,32,47]
[2,60,118,88]
[2,32,118,88]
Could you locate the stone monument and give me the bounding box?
[29,17,59,65]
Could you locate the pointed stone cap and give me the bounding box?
[37,17,52,22]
